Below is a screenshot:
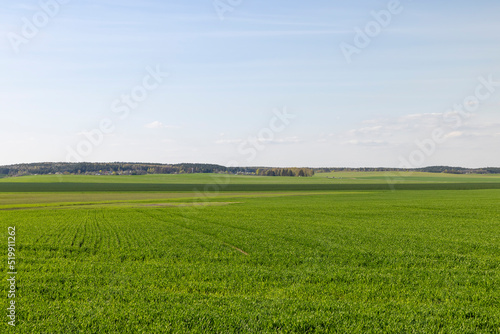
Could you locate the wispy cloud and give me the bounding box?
[329,113,500,148]
[9,4,40,11]
[272,136,302,144]
[215,136,301,145]
[183,29,348,39]
[144,121,177,129]
[345,139,389,147]
[215,138,243,145]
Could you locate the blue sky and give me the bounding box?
[1,0,500,167]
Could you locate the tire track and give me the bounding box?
[135,209,251,256]
[167,207,324,254]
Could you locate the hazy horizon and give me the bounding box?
[2,161,499,171]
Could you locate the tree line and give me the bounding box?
[0,162,232,177]
[0,163,498,178]
[256,168,315,177]
[314,166,500,174]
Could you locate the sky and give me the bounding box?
[1,0,500,168]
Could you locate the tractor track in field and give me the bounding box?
[143,206,332,256]
[135,209,251,256]
[167,208,330,254]
[0,201,241,212]
[222,243,249,256]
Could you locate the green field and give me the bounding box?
[2,173,500,333]
[2,172,500,193]
[4,172,500,184]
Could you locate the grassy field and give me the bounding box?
[1,172,500,193]
[3,172,500,184]
[2,173,500,332]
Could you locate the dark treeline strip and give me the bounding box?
[1,183,500,193]
[0,162,241,176]
[256,168,315,177]
[316,166,500,174]
[0,162,499,177]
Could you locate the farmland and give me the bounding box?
[1,172,500,193]
[1,173,500,333]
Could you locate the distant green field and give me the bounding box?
[1,182,500,193]
[1,172,500,193]
[3,172,500,184]
[2,174,500,332]
[319,171,500,183]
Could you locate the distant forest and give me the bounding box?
[316,166,500,174]
[0,162,499,177]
